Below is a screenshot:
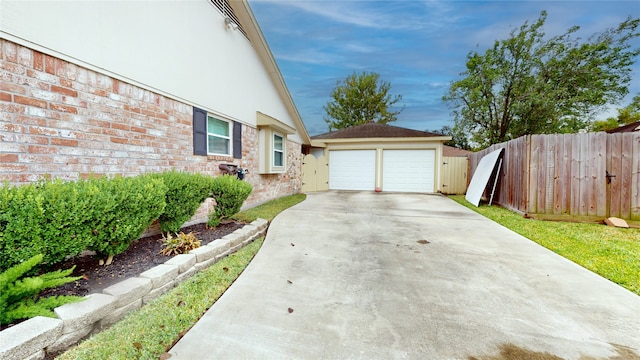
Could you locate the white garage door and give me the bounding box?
[382,150,435,192]
[329,150,376,190]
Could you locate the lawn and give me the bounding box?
[449,195,640,296]
[56,194,306,360]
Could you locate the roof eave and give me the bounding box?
[311,136,452,145]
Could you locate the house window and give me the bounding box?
[273,133,284,167]
[207,116,231,156]
[192,106,241,158]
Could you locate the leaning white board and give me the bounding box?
[465,148,504,206]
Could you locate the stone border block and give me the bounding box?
[164,254,196,273]
[140,264,179,289]
[0,316,62,360]
[222,233,246,247]
[190,246,217,263]
[103,277,152,307]
[46,325,92,354]
[251,218,268,231]
[175,266,198,283]
[23,350,45,360]
[54,294,115,334]
[98,299,143,329]
[194,256,219,271]
[142,281,175,304]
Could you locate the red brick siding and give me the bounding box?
[1,39,303,225]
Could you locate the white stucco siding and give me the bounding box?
[0,0,302,143]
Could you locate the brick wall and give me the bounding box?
[0,39,303,224]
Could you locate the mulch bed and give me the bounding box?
[39,221,245,299]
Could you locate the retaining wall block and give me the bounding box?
[54,293,116,334]
[208,238,231,258]
[140,264,179,289]
[237,224,258,236]
[103,277,153,307]
[190,245,218,263]
[175,266,198,283]
[98,299,143,330]
[194,256,219,271]
[164,253,196,273]
[46,324,93,354]
[23,350,45,360]
[142,281,175,304]
[0,316,62,360]
[223,232,246,247]
[251,218,268,231]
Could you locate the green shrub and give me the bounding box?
[208,175,253,227]
[88,175,167,264]
[0,183,46,272]
[0,254,83,325]
[152,171,215,233]
[0,179,103,271]
[159,232,201,256]
[0,174,168,271]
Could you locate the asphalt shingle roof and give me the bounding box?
[311,122,442,140]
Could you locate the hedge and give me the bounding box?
[151,171,215,234]
[0,174,168,272]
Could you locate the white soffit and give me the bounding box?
[465,148,504,207]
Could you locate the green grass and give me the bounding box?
[57,238,264,360]
[56,194,306,360]
[449,195,640,295]
[232,193,306,222]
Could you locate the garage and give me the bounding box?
[329,150,376,190]
[310,122,450,193]
[382,149,435,192]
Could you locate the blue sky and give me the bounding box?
[248,0,640,136]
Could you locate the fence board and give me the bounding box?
[529,136,540,214]
[631,134,640,220]
[468,132,639,220]
[620,135,633,219]
[597,134,604,215]
[570,135,581,216]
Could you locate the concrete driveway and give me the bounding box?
[169,192,640,359]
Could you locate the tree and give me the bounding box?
[443,11,640,149]
[431,125,471,150]
[591,94,640,131]
[324,71,404,131]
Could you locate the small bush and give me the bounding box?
[0,254,83,325]
[208,175,253,227]
[159,232,201,256]
[152,171,215,233]
[0,179,102,271]
[88,175,167,264]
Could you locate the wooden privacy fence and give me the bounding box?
[469,132,640,220]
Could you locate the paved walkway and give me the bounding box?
[169,192,640,359]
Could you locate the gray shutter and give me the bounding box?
[233,121,242,159]
[193,107,207,155]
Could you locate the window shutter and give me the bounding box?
[193,107,207,155]
[233,121,242,159]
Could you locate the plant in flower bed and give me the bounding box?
[208,175,253,227]
[159,232,201,256]
[0,254,83,326]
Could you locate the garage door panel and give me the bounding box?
[329,150,375,191]
[383,150,434,192]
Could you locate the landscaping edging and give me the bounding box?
[0,219,268,360]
